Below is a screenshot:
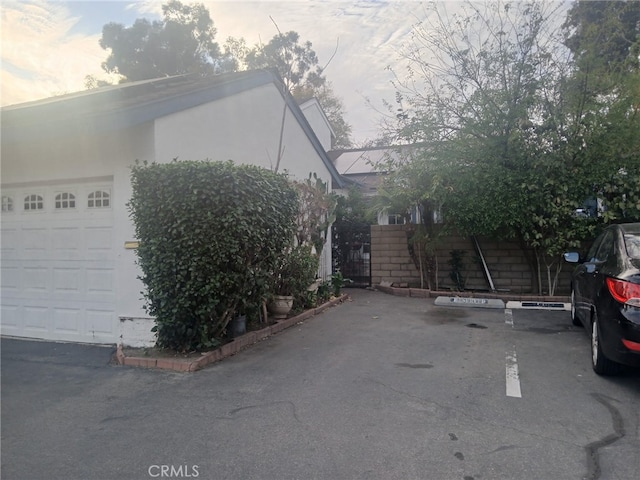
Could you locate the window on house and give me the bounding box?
[2,196,14,212]
[88,190,110,208]
[55,192,76,209]
[24,194,44,211]
[388,213,405,225]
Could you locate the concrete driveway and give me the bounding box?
[2,289,639,480]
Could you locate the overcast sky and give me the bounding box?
[0,1,573,144]
[1,0,443,144]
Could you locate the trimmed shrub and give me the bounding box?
[129,160,298,351]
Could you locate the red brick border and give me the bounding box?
[116,294,349,373]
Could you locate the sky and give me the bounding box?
[0,0,442,144]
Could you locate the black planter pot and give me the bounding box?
[228,315,247,338]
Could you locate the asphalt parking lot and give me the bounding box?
[2,289,639,480]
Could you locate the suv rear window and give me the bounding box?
[624,233,640,259]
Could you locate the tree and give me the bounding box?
[245,30,353,148]
[220,36,249,73]
[562,0,640,225]
[84,75,112,90]
[99,0,225,81]
[371,145,447,289]
[579,74,640,224]
[385,1,602,294]
[335,185,377,228]
[97,3,352,147]
[246,31,322,92]
[563,1,640,76]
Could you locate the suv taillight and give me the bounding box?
[606,277,640,307]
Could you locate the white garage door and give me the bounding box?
[1,181,117,344]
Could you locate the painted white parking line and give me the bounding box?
[505,308,513,327]
[506,348,522,398]
[504,309,521,397]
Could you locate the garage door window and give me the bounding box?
[88,190,110,208]
[2,196,13,212]
[55,192,76,209]
[24,194,44,211]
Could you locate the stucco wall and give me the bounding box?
[1,123,156,341]
[1,82,338,344]
[371,225,573,295]
[153,83,332,185]
[0,123,154,184]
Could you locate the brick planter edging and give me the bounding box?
[375,284,570,303]
[116,294,349,372]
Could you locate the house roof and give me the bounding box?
[1,69,343,187]
[329,145,417,175]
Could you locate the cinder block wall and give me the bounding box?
[370,225,422,286]
[371,225,572,295]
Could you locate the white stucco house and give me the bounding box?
[1,69,343,346]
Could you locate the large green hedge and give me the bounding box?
[129,160,298,351]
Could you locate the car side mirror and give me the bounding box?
[563,252,581,263]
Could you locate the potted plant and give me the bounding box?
[330,270,352,297]
[227,312,247,338]
[268,245,319,319]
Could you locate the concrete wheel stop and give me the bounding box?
[434,296,506,309]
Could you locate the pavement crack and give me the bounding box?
[486,445,525,455]
[364,376,588,449]
[583,393,626,480]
